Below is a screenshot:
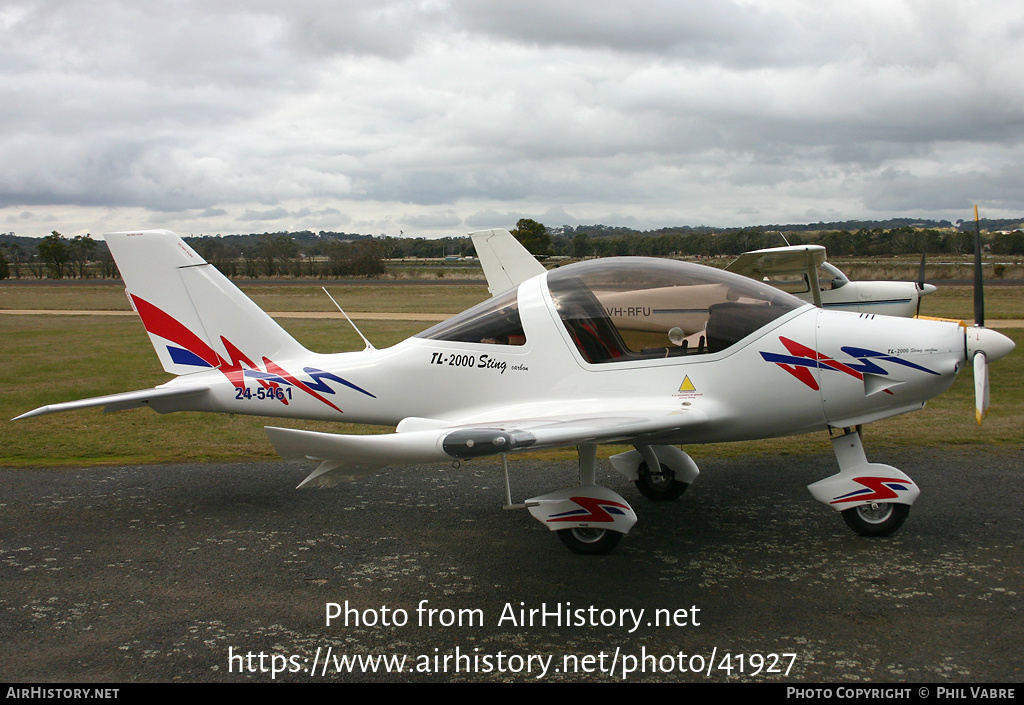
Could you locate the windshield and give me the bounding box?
[415,286,526,345]
[819,262,849,290]
[546,258,806,363]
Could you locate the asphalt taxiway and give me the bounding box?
[2,449,1021,683]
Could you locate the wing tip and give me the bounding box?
[12,408,47,421]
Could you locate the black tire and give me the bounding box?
[634,461,688,501]
[841,503,910,537]
[557,527,623,555]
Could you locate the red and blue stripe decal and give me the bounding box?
[760,336,939,391]
[828,476,915,505]
[547,496,632,524]
[131,294,374,414]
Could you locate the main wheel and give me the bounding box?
[841,502,910,537]
[557,527,623,555]
[634,461,688,501]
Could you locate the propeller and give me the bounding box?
[973,205,985,329]
[913,251,937,317]
[965,205,1015,423]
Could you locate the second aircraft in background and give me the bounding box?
[724,244,936,318]
[473,231,937,319]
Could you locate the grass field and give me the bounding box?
[2,274,1023,318]
[0,280,490,314]
[2,279,1021,467]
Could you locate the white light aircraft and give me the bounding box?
[725,244,937,317]
[15,229,1013,554]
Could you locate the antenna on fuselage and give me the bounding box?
[322,287,376,351]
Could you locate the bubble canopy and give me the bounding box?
[417,257,808,363]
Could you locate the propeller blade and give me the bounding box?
[966,207,1013,425]
[974,351,989,425]
[973,205,985,327]
[916,252,926,316]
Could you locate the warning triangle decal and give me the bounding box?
[679,376,696,392]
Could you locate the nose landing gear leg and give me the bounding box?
[808,427,918,537]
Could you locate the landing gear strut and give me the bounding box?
[505,444,636,555]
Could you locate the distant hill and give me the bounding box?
[954,217,1024,233]
[5,217,1024,248]
[566,218,961,239]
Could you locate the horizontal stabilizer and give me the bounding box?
[13,384,211,420]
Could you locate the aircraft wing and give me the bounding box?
[725,244,826,307]
[13,384,211,420]
[266,406,716,488]
[470,229,547,296]
[725,244,826,279]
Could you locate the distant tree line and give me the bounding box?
[0,231,118,280]
[538,222,1024,258]
[2,218,1022,280]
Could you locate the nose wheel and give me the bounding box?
[557,527,623,555]
[841,502,910,537]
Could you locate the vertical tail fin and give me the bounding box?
[105,230,309,377]
[470,229,547,296]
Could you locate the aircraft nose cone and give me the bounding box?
[966,326,1016,363]
[919,283,937,296]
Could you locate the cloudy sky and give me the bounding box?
[3,1,1024,239]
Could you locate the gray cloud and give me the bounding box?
[239,207,291,222]
[450,0,798,66]
[3,1,1024,238]
[399,210,463,229]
